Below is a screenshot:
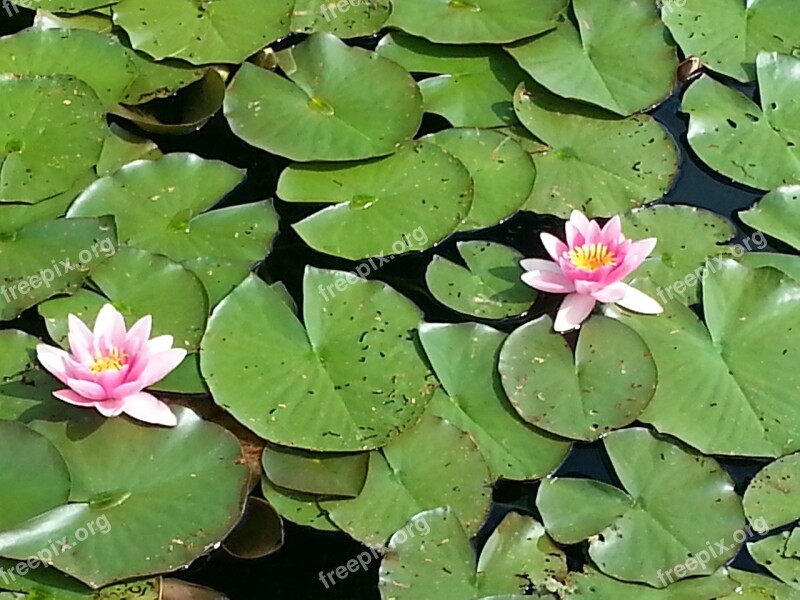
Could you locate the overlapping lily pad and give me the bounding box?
[262,446,368,498]
[537,428,744,586]
[506,0,676,115]
[499,316,656,442]
[261,477,339,532]
[112,0,293,65]
[277,141,471,259]
[202,269,434,451]
[0,407,249,588]
[740,186,800,250]
[225,34,423,161]
[743,453,800,530]
[291,0,391,38]
[606,261,800,457]
[748,532,800,589]
[513,83,678,217]
[563,567,737,599]
[661,0,800,82]
[683,52,800,190]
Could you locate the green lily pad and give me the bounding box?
[420,323,570,481]
[423,128,535,230]
[0,75,105,204]
[563,567,737,599]
[260,477,339,532]
[202,269,433,452]
[386,0,566,44]
[277,142,471,260]
[0,407,249,588]
[27,0,117,14]
[724,569,800,599]
[661,0,800,82]
[499,316,656,442]
[606,262,800,457]
[378,508,566,599]
[620,205,735,306]
[537,428,745,587]
[224,34,423,162]
[321,415,492,547]
[95,124,162,178]
[375,33,532,127]
[38,247,208,353]
[0,330,38,381]
[261,446,368,498]
[741,252,800,281]
[743,452,800,530]
[749,532,800,589]
[425,242,537,320]
[0,217,116,321]
[513,83,678,217]
[68,153,278,265]
[0,421,70,532]
[682,52,800,191]
[183,258,252,308]
[291,0,391,38]
[112,0,293,65]
[0,29,135,110]
[740,186,800,250]
[506,0,675,115]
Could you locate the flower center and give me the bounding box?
[90,347,128,375]
[568,243,616,272]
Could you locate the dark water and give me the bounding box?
[0,10,781,597]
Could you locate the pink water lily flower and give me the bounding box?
[521,210,663,332]
[36,304,186,427]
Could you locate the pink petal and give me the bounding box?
[95,366,130,396]
[146,335,174,355]
[53,389,95,406]
[607,238,658,282]
[584,220,603,245]
[600,216,622,246]
[67,314,94,364]
[521,270,576,294]
[117,348,187,397]
[554,293,596,332]
[121,392,177,427]
[124,315,152,356]
[37,345,70,384]
[520,258,561,273]
[565,222,584,248]
[95,397,126,417]
[614,284,663,315]
[590,282,628,303]
[66,378,107,401]
[94,304,127,353]
[568,210,592,238]
[540,233,568,262]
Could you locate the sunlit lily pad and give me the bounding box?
[321,415,492,547]
[499,316,656,442]
[262,446,368,498]
[202,269,433,451]
[506,0,675,115]
[563,567,737,599]
[425,242,537,320]
[225,34,423,161]
[376,33,531,127]
[378,508,566,599]
[537,428,744,586]
[112,0,293,65]
[0,75,105,203]
[420,323,570,480]
[606,262,800,457]
[513,83,678,217]
[95,124,162,177]
[29,0,117,13]
[661,0,800,82]
[277,142,471,260]
[291,0,391,38]
[0,407,249,588]
[386,0,567,44]
[683,52,800,190]
[740,186,800,250]
[68,153,278,265]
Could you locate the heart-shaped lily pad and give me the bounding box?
[0,407,249,588]
[606,261,800,457]
[291,0,391,38]
[202,269,433,451]
[506,0,675,115]
[740,186,800,250]
[321,414,492,547]
[537,428,744,587]
[68,153,278,265]
[0,75,105,204]
[277,141,471,260]
[420,323,570,481]
[112,0,293,65]
[499,316,656,442]
[261,446,368,498]
[375,32,532,127]
[683,52,800,190]
[225,34,423,162]
[661,0,800,82]
[513,83,678,217]
[378,508,566,599]
[425,242,537,320]
[386,0,567,44]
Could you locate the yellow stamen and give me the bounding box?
[568,243,616,272]
[90,347,128,375]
